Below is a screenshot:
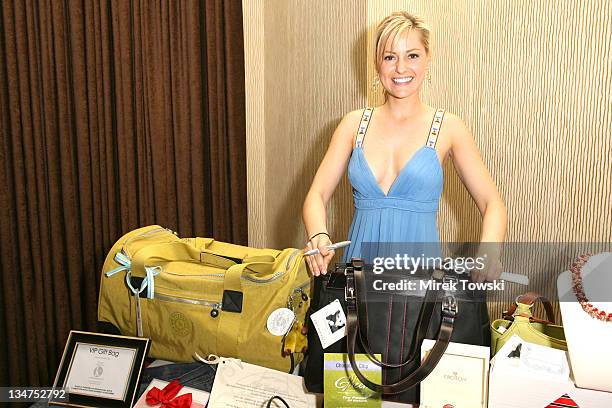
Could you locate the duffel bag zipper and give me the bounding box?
[126,227,176,244]
[294,281,310,298]
[122,227,177,257]
[154,292,223,318]
[242,249,302,284]
[151,279,309,319]
[288,281,311,309]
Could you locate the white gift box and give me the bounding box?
[488,336,612,407]
[420,340,490,408]
[132,379,210,408]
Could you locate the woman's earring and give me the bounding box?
[427,70,432,84]
[371,76,381,91]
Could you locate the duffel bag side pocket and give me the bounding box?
[140,289,222,362]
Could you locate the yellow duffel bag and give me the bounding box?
[98,225,311,372]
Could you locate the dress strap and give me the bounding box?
[355,107,374,148]
[425,109,446,148]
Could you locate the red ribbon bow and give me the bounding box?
[146,379,192,408]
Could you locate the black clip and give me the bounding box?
[443,275,458,287]
[442,295,458,318]
[345,285,355,302]
[344,264,355,304]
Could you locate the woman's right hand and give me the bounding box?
[304,234,334,277]
[302,111,361,277]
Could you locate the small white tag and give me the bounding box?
[519,341,570,381]
[266,308,295,336]
[309,299,347,349]
[497,325,507,334]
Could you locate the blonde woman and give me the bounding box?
[303,12,506,281]
[302,12,507,404]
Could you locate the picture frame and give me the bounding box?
[50,330,150,408]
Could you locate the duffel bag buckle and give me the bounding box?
[442,295,458,318]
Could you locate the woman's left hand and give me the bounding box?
[470,244,503,283]
[471,257,503,283]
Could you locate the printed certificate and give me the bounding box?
[63,342,137,400]
[51,331,149,408]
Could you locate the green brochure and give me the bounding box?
[324,353,382,407]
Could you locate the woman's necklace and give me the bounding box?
[570,254,612,322]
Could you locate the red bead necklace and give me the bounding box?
[570,254,612,322]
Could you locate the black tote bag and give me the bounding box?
[303,260,490,404]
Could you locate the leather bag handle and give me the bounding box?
[345,260,457,395]
[352,265,439,369]
[503,291,556,323]
[266,396,290,408]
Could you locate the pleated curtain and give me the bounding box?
[0,0,247,386]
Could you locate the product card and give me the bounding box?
[420,340,490,408]
[490,335,524,369]
[491,336,570,383]
[488,336,612,407]
[519,341,570,381]
[310,299,347,349]
[324,353,381,408]
[207,358,317,407]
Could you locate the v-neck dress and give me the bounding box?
[341,108,445,262]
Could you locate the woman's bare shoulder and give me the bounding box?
[333,108,370,141]
[441,110,462,125]
[341,108,368,127]
[439,111,478,151]
[441,111,471,135]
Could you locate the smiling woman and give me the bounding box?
[375,14,431,101]
[302,11,507,278]
[301,10,508,404]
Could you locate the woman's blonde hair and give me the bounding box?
[374,12,430,73]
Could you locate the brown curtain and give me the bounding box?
[0,0,247,387]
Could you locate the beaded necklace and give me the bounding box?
[570,254,612,322]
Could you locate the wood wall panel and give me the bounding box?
[242,0,266,247]
[244,1,611,318]
[243,0,367,249]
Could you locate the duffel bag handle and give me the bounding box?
[131,240,287,278]
[345,260,456,395]
[129,240,296,292]
[131,241,236,273]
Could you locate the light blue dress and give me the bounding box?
[342,108,445,262]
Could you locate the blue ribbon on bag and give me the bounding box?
[106,251,160,299]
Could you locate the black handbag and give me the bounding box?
[303,259,490,403]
